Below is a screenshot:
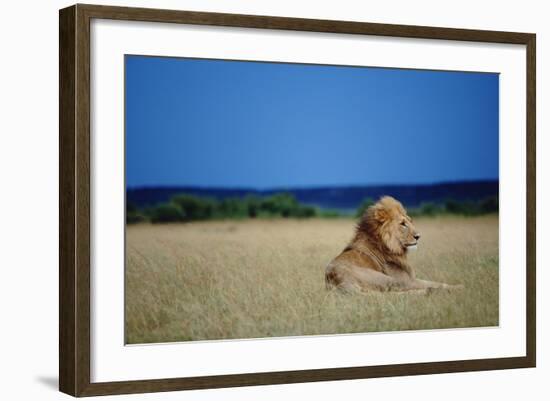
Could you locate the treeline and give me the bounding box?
[127,193,499,224]
[410,196,498,217]
[127,193,327,224]
[355,196,499,218]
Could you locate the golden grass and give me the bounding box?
[125,215,498,344]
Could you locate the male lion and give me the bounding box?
[325,196,461,293]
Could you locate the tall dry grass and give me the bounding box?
[125,216,498,344]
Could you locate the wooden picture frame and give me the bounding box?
[59,3,536,397]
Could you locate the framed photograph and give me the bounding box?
[59,4,536,397]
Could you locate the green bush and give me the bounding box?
[217,197,248,218]
[171,194,217,221]
[449,196,498,216]
[126,201,148,223]
[244,195,261,218]
[445,199,479,216]
[149,203,185,223]
[479,196,499,214]
[126,211,147,224]
[418,202,443,216]
[445,199,467,215]
[261,193,300,217]
[290,205,317,218]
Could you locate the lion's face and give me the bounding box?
[393,213,420,253]
[360,196,420,255]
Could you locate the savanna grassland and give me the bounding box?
[125,215,498,344]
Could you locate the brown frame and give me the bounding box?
[59,3,536,397]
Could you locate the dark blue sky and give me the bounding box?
[126,55,498,189]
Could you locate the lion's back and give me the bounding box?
[325,248,380,290]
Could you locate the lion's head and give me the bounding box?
[357,196,420,256]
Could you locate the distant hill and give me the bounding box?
[127,180,498,213]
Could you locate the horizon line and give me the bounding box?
[126,178,499,192]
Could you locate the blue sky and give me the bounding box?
[126,55,498,189]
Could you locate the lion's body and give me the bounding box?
[325,196,460,293]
